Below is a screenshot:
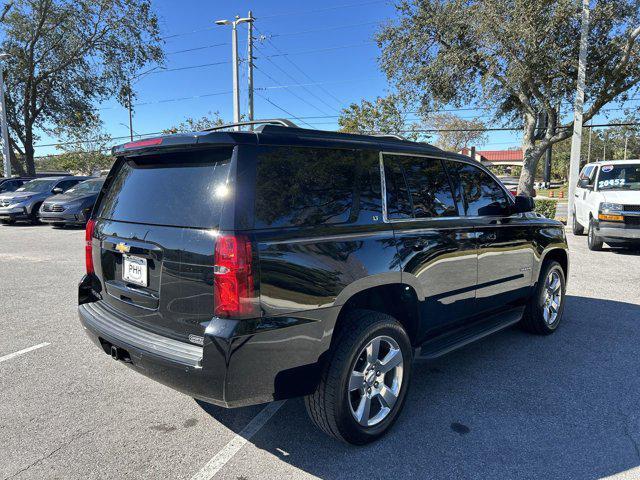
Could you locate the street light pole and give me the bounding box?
[0,54,12,178]
[567,0,590,228]
[247,11,255,128]
[216,16,253,131]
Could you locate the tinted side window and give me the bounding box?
[383,155,458,218]
[383,158,413,220]
[254,147,381,229]
[448,162,510,216]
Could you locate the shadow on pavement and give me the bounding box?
[198,295,640,479]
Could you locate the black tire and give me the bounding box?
[29,203,42,225]
[572,210,584,235]
[305,309,413,445]
[0,218,14,225]
[587,218,603,251]
[520,261,566,335]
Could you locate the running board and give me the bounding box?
[415,308,524,360]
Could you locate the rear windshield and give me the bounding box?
[97,148,232,228]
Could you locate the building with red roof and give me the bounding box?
[459,148,523,166]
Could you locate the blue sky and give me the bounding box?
[32,0,637,157]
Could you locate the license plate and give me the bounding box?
[122,255,148,287]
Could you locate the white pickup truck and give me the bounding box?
[572,160,640,250]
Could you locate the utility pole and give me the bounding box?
[567,0,590,228]
[127,81,134,141]
[587,126,592,163]
[247,11,255,128]
[216,15,253,131]
[0,53,11,178]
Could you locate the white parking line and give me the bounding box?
[0,342,50,363]
[190,400,286,480]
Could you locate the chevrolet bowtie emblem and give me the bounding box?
[115,242,131,254]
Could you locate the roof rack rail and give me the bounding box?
[369,133,407,141]
[201,118,299,132]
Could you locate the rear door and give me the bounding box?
[93,147,233,343]
[447,161,534,315]
[382,153,478,337]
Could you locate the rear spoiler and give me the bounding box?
[110,131,256,157]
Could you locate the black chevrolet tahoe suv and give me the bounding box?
[79,120,569,444]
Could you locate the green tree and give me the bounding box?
[0,0,163,176]
[338,95,425,141]
[428,113,488,151]
[162,112,225,134]
[543,116,640,180]
[377,0,640,195]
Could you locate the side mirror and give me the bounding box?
[514,195,535,213]
[577,178,591,188]
[52,187,63,194]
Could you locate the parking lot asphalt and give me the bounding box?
[1,224,639,480]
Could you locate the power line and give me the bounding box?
[159,1,386,40]
[398,121,640,133]
[267,21,379,38]
[254,25,346,107]
[160,26,217,41]
[34,121,640,151]
[166,43,228,55]
[253,63,332,116]
[253,44,337,114]
[252,92,316,129]
[147,60,230,74]
[257,1,387,19]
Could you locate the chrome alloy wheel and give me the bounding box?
[542,269,562,325]
[348,335,404,427]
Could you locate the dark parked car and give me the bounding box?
[39,177,105,227]
[0,177,31,194]
[0,176,88,224]
[78,120,569,444]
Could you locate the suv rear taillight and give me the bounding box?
[85,219,95,274]
[214,234,256,318]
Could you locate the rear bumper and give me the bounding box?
[78,285,331,407]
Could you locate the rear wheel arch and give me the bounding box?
[334,284,421,347]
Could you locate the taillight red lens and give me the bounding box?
[85,219,95,274]
[214,234,255,318]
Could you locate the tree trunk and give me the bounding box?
[518,142,542,196]
[517,112,546,196]
[23,126,36,176]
